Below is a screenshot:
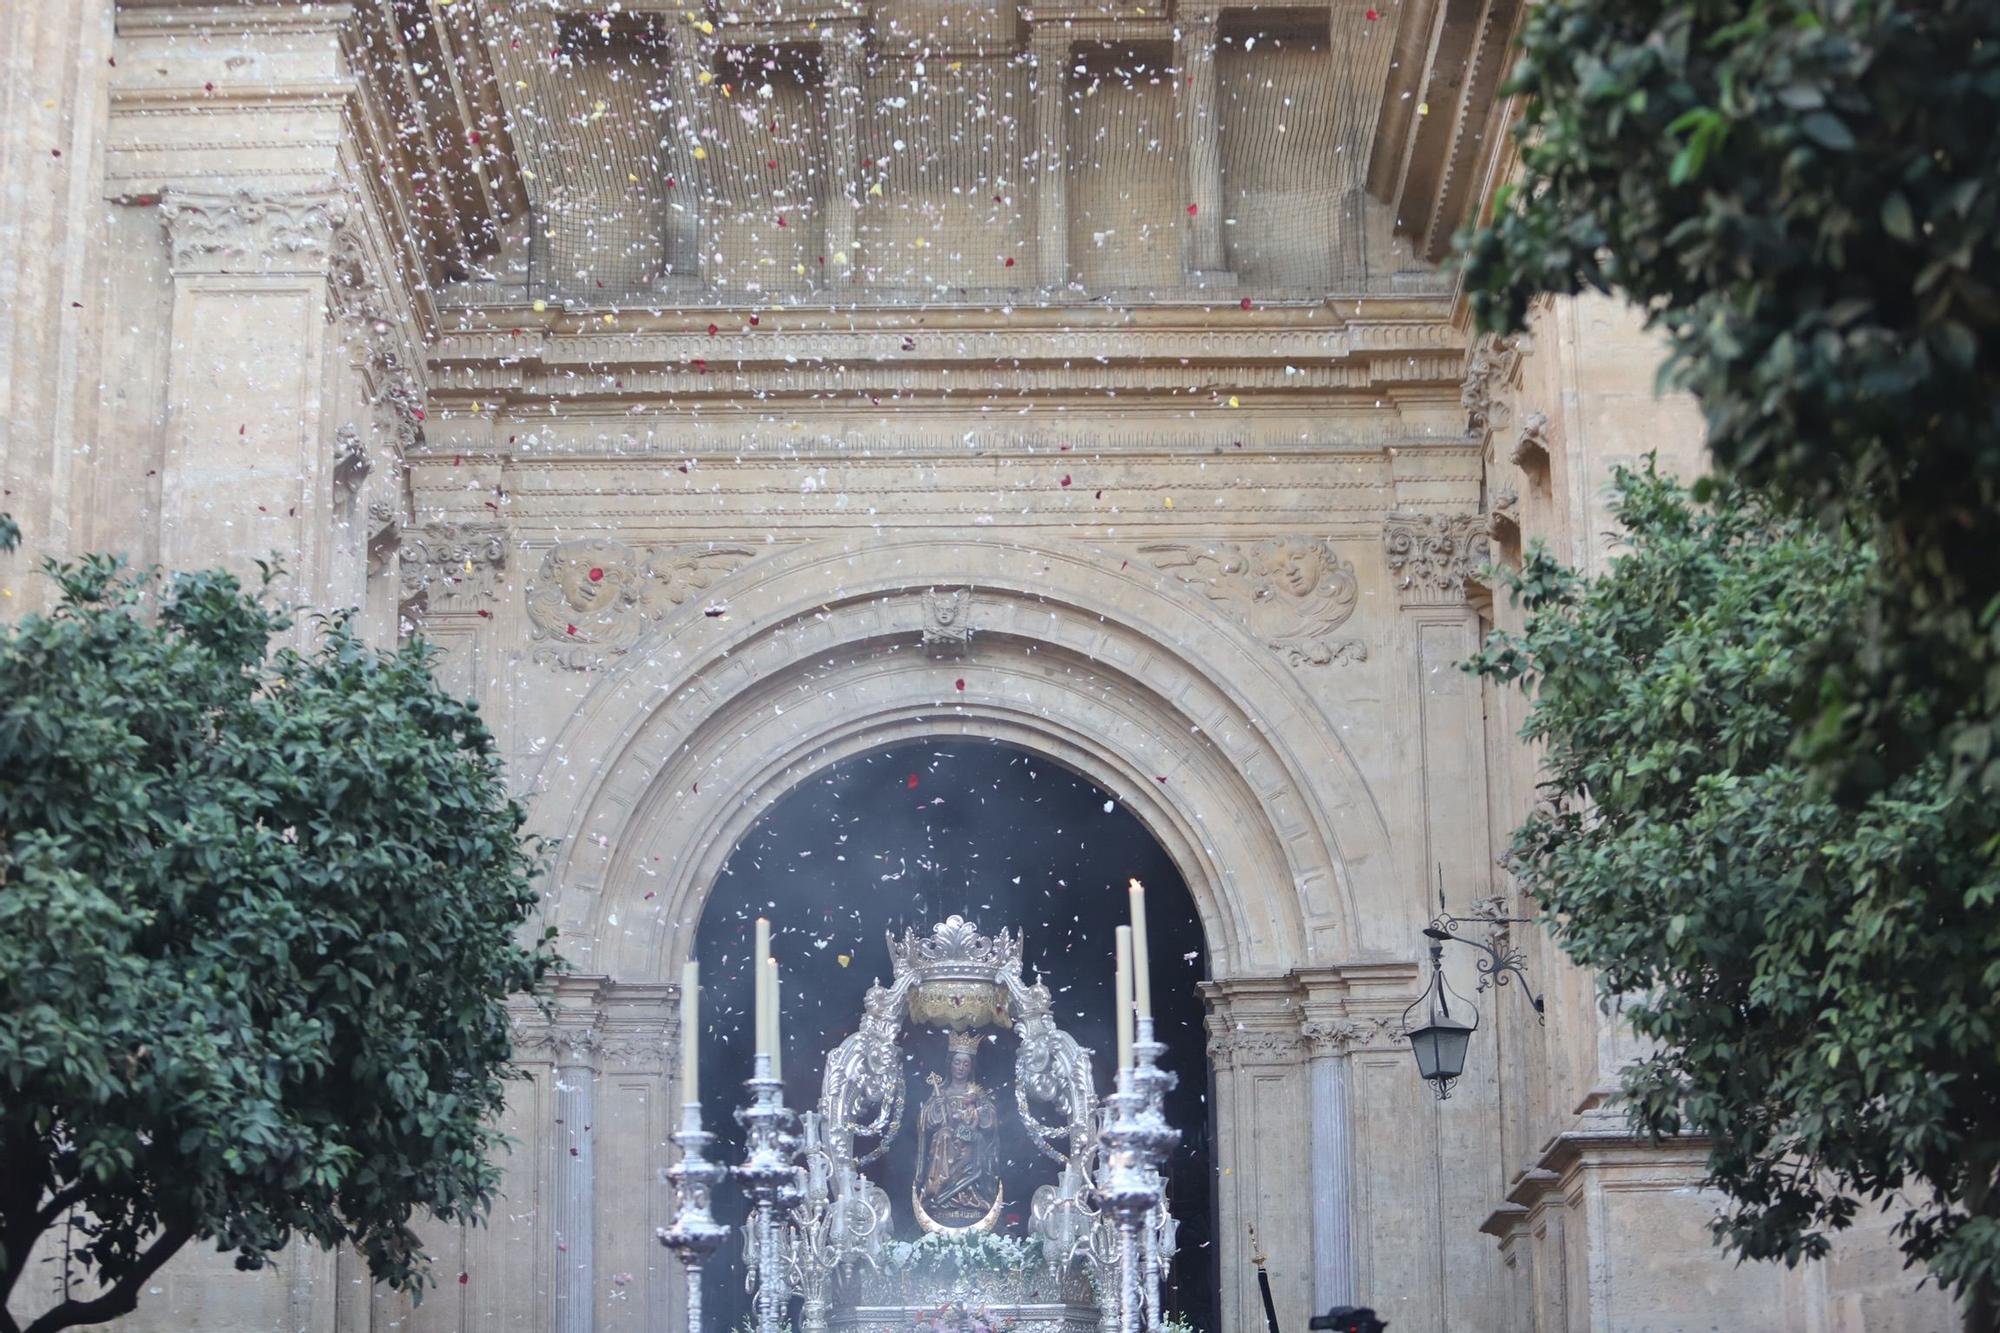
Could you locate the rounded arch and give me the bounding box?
[527,536,1395,978]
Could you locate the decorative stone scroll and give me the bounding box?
[1383,513,1492,604]
[525,538,758,670]
[1138,537,1366,668]
[401,522,507,612]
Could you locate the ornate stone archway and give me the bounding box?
[516,535,1407,1333]
[529,535,1399,979]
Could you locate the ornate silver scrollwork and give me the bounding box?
[792,917,1129,1333]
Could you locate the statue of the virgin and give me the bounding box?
[912,1030,1002,1232]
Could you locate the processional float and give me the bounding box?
[660,890,1179,1333]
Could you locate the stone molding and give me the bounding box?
[1383,512,1492,604]
[525,538,760,670]
[1136,537,1366,669]
[158,187,352,276]
[401,521,506,612]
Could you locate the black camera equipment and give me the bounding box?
[1307,1307,1387,1333]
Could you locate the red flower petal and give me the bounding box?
[1186,203,1198,216]
[955,678,966,691]
[906,773,920,789]
[1060,474,1072,487]
[587,567,604,582]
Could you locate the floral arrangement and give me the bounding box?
[912,1300,1017,1333]
[881,1230,1050,1275]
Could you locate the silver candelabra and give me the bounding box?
[1096,1017,1179,1333]
[659,1101,733,1333]
[736,1055,802,1333]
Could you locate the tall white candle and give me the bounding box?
[1127,879,1152,1021]
[770,959,783,1083]
[680,959,699,1102]
[754,918,772,1061]
[1115,925,1135,1072]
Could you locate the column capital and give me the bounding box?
[1383,512,1492,605]
[158,187,352,277]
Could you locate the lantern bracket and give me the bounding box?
[1420,873,1546,1024]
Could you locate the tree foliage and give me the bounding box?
[1471,468,2000,1311]
[0,556,559,1333]
[1461,0,2000,798]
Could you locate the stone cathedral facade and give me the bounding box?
[0,2,1953,1331]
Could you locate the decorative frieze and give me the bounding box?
[158,188,352,276]
[1138,538,1366,668]
[1383,513,1492,604]
[1299,1014,1407,1057]
[401,522,507,613]
[525,539,759,670]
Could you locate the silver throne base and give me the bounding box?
[829,1260,1098,1333]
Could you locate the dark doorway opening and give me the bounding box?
[687,738,1216,1331]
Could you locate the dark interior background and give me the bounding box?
[687,739,1215,1331]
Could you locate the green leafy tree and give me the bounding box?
[1470,468,1998,1323]
[1461,1,2000,798]
[0,551,560,1333]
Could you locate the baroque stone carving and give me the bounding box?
[1383,513,1492,603]
[524,538,758,670]
[1205,1027,1304,1069]
[1512,410,1552,474]
[921,586,972,657]
[159,188,352,275]
[1298,1015,1406,1056]
[331,423,371,509]
[1463,331,1531,442]
[401,522,506,613]
[1139,537,1366,668]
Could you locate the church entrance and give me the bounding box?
[689,739,1216,1333]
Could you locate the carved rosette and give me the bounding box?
[1138,537,1367,668]
[159,188,353,276]
[524,538,758,670]
[1383,513,1492,604]
[401,522,507,613]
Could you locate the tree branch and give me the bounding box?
[32,1187,87,1236]
[18,1219,195,1333]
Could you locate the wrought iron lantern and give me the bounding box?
[1405,872,1547,1100]
[1402,938,1477,1098]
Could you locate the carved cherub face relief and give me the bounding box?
[1258,537,1329,598]
[558,549,636,615]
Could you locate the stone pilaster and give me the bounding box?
[155,187,351,609]
[1176,5,1234,288]
[1299,1014,1363,1311]
[551,1014,602,1333]
[1203,977,1312,1333]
